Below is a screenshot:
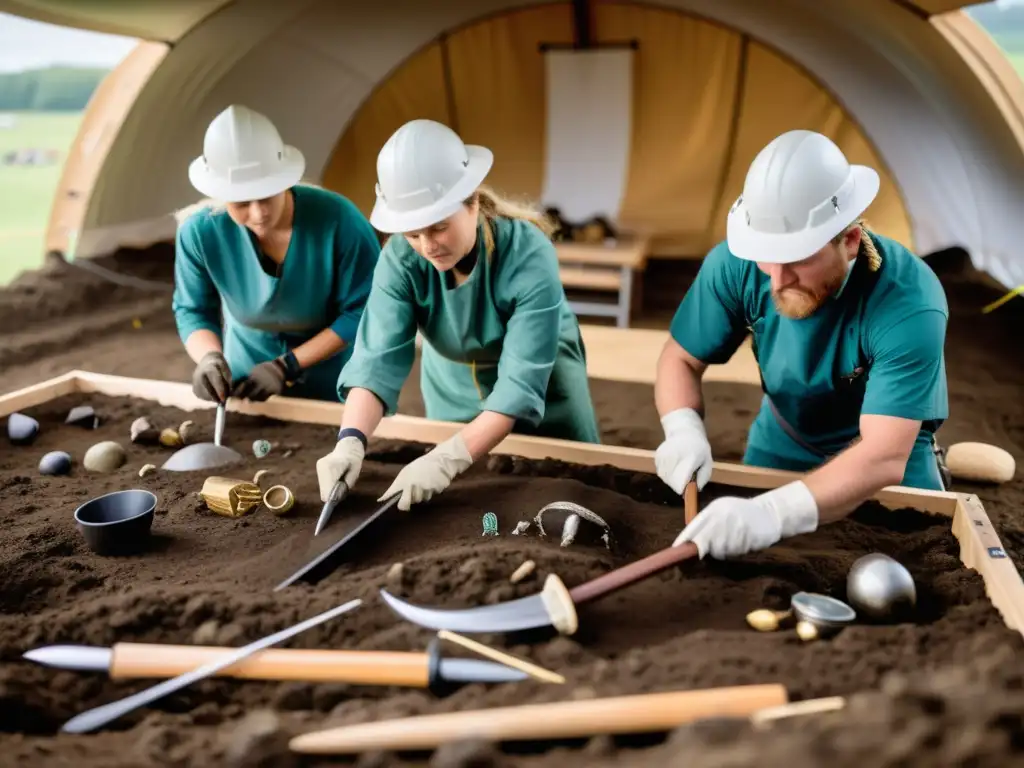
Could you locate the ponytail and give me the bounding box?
[468,185,556,254]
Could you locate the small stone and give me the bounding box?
[159,428,182,447]
[192,620,220,645]
[178,420,196,444]
[138,463,156,477]
[39,451,72,476]
[65,405,99,429]
[130,417,160,445]
[221,709,296,768]
[253,439,271,459]
[511,520,531,535]
[7,412,39,445]
[83,441,127,472]
[386,562,404,587]
[509,560,535,584]
[430,738,499,768]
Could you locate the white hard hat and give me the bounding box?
[370,119,493,233]
[726,130,879,264]
[188,105,305,203]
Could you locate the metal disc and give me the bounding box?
[790,591,856,624]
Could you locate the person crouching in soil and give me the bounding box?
[315,119,601,513]
[657,129,949,561]
[172,105,380,403]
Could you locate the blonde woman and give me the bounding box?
[315,119,600,512]
[172,105,380,403]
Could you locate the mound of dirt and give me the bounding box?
[0,393,1021,766]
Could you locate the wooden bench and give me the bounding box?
[556,236,650,328]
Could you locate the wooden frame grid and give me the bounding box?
[2,369,1022,635]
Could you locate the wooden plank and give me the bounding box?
[0,371,80,418]
[559,267,622,291]
[952,494,1024,634]
[579,326,762,387]
[556,238,649,270]
[67,371,958,514]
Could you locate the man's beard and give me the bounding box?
[771,261,848,319]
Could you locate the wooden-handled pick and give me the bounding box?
[683,480,699,524]
[289,684,788,754]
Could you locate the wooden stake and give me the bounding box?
[684,480,699,524]
[288,684,789,754]
[437,630,565,685]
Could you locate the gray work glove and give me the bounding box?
[315,436,366,502]
[192,351,232,403]
[232,358,288,402]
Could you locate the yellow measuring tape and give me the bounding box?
[982,284,1024,314]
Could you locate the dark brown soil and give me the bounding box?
[0,392,1020,767]
[0,246,1022,766]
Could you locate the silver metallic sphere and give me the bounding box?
[846,553,917,621]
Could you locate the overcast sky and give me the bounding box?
[0,12,138,73]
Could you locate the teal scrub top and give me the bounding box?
[172,185,380,402]
[669,231,949,490]
[337,215,601,444]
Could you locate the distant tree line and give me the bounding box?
[0,67,110,112]
[969,4,1024,51]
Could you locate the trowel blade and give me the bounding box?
[379,589,553,634]
[161,442,244,472]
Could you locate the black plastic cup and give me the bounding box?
[74,489,157,556]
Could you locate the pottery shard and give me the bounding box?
[130,417,160,445]
[65,405,99,429]
[84,441,127,472]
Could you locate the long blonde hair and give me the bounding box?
[470,185,557,254]
[172,181,324,225]
[832,217,882,272]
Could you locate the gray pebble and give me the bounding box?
[39,451,72,476]
[7,412,39,445]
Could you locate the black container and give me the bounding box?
[74,489,157,556]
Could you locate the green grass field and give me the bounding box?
[0,111,82,286]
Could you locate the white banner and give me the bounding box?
[540,48,634,224]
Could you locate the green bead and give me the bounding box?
[482,512,498,536]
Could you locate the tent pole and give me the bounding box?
[572,0,591,49]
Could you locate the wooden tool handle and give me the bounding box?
[111,643,429,687]
[683,480,699,524]
[568,541,699,605]
[289,684,788,754]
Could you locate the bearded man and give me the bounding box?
[655,129,949,561]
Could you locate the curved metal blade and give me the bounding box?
[379,589,551,634]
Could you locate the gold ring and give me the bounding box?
[262,484,295,515]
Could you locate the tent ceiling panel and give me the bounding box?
[60,0,1024,289]
[324,4,913,257]
[0,0,232,41]
[0,0,986,41]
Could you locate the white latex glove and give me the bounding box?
[672,481,819,559]
[655,408,714,492]
[380,433,473,511]
[315,436,365,502]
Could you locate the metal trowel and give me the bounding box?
[162,403,244,472]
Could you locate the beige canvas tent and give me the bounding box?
[4,0,1024,288]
